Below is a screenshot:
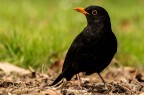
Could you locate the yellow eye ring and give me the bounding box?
[92,10,97,15]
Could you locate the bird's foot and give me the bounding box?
[71,80,83,90]
[97,73,109,90]
[104,83,108,90]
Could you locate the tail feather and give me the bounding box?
[50,65,76,86]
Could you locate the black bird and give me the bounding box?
[50,5,117,86]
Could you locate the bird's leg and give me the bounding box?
[97,73,108,89]
[76,74,82,88]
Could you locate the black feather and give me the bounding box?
[50,5,117,86]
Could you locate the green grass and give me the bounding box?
[0,0,144,70]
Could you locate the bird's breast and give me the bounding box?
[82,29,102,44]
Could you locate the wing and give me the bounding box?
[62,30,102,72]
[62,32,85,71]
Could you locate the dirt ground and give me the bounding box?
[0,62,144,95]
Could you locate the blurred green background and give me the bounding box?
[0,0,144,70]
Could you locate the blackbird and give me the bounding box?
[50,5,117,86]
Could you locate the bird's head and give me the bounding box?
[74,5,110,26]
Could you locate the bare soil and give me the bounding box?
[0,62,144,95]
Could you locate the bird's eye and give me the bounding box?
[92,10,97,15]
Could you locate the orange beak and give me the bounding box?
[74,7,90,15]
